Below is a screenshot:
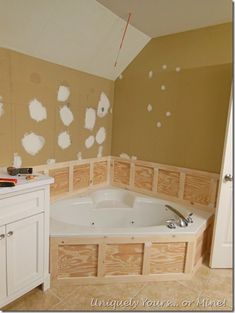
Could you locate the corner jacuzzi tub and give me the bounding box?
[50,187,213,283]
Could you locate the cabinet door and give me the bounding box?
[6,214,44,295]
[0,225,6,301]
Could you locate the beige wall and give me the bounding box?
[112,23,232,173]
[0,48,114,167]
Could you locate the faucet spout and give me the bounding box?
[165,204,188,227]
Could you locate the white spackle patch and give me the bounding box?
[97,146,103,158]
[156,122,162,128]
[147,104,152,112]
[0,96,4,117]
[58,131,71,149]
[148,70,153,78]
[59,105,74,126]
[85,135,95,149]
[77,151,82,160]
[29,98,47,122]
[161,85,166,91]
[47,159,56,164]
[96,127,106,144]
[13,153,22,168]
[57,85,70,102]
[97,92,110,118]
[120,153,130,160]
[21,132,45,156]
[131,155,137,161]
[119,74,123,80]
[176,67,181,72]
[85,108,96,130]
[166,111,171,117]
[162,64,167,70]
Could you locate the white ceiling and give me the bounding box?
[0,0,150,80]
[98,0,232,38]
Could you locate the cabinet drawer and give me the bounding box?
[0,190,44,226]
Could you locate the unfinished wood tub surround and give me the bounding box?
[50,217,213,284]
[33,155,218,284]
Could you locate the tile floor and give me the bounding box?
[3,262,233,312]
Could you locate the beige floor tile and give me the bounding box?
[51,282,146,311]
[178,264,212,292]
[3,287,60,311]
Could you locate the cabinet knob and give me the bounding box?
[0,234,5,240]
[7,231,13,237]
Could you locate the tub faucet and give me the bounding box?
[165,204,193,228]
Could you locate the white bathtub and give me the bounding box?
[50,187,212,237]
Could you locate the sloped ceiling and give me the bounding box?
[0,0,150,80]
[98,0,232,38]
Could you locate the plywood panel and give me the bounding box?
[49,167,69,196]
[134,165,154,191]
[150,242,186,274]
[113,161,131,186]
[194,229,209,265]
[104,244,144,276]
[157,169,180,197]
[183,174,211,205]
[58,244,98,278]
[73,163,90,190]
[93,161,108,185]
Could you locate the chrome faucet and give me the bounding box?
[165,204,193,228]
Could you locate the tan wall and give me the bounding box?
[112,23,232,173]
[0,48,114,167]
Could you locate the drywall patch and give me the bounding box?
[156,122,162,128]
[85,108,96,130]
[13,153,22,168]
[97,92,110,118]
[176,67,181,72]
[119,74,123,80]
[29,98,47,122]
[120,153,130,160]
[47,159,56,164]
[147,104,152,112]
[57,85,70,102]
[96,127,106,144]
[21,132,45,156]
[148,70,153,78]
[85,135,95,149]
[162,64,167,70]
[0,98,4,117]
[97,146,103,158]
[161,85,166,91]
[77,151,82,160]
[166,111,171,117]
[58,131,71,149]
[59,105,74,126]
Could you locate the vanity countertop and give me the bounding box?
[0,169,54,196]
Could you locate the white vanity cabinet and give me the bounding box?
[0,174,53,308]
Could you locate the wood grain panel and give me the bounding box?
[194,229,209,265]
[49,167,69,196]
[134,165,154,191]
[104,244,144,276]
[183,174,211,205]
[58,244,98,278]
[157,169,180,197]
[150,243,186,274]
[73,164,90,190]
[113,161,131,186]
[93,161,108,185]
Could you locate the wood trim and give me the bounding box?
[184,241,196,273]
[97,244,105,277]
[142,242,151,275]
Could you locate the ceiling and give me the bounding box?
[0,0,231,81]
[98,0,232,38]
[0,0,150,80]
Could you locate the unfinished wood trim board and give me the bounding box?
[111,156,219,211]
[50,223,212,284]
